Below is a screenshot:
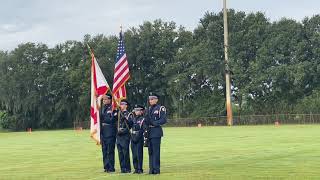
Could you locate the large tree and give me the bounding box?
[1,10,320,130]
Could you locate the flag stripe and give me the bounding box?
[113,73,130,93]
[92,56,98,94]
[114,61,129,79]
[114,54,127,71]
[114,65,129,85]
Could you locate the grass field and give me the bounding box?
[1,125,320,180]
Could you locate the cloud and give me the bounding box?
[0,0,320,51]
[0,0,158,50]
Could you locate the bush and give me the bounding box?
[295,90,320,114]
[0,111,9,129]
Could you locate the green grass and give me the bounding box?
[1,125,320,180]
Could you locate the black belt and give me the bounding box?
[149,125,156,128]
[102,123,111,126]
[131,130,140,134]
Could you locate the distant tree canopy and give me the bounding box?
[1,10,320,130]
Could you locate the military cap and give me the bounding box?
[148,92,159,100]
[134,104,145,111]
[120,99,129,106]
[105,94,112,99]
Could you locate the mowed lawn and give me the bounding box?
[1,125,320,180]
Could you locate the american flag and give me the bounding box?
[112,30,130,109]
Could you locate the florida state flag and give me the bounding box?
[89,47,110,145]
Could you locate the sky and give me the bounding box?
[0,0,319,51]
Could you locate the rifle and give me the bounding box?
[143,100,150,147]
[116,107,133,138]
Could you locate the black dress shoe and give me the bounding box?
[121,169,131,173]
[153,170,160,175]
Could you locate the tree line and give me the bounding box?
[1,10,320,130]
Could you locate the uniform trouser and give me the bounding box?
[117,140,131,172]
[148,137,161,173]
[101,137,116,171]
[131,140,144,172]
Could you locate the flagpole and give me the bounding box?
[87,44,120,107]
[88,43,121,129]
[116,25,124,131]
[223,0,233,126]
[86,43,91,52]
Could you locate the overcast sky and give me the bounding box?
[1,0,319,51]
